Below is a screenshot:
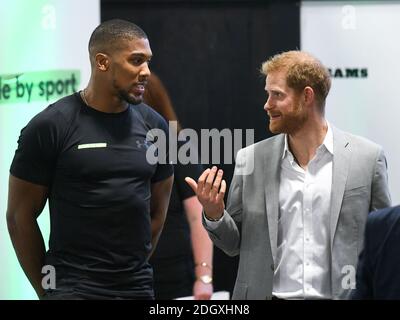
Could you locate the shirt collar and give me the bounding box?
[282,134,290,160]
[282,121,334,160]
[322,122,334,155]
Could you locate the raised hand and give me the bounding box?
[185,166,226,220]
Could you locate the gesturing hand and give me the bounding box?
[185,166,226,220]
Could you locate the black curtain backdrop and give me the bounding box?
[101,0,300,297]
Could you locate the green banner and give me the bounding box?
[0,69,80,105]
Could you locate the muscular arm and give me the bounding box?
[149,175,174,258]
[6,175,48,299]
[183,196,213,299]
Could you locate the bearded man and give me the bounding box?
[186,50,391,300]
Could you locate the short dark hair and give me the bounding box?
[88,19,147,58]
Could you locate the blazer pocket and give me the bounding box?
[343,186,368,199]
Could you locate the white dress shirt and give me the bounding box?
[273,124,333,299]
[205,124,334,299]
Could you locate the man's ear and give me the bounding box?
[303,86,315,105]
[95,53,109,71]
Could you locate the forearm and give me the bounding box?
[149,214,166,258]
[184,196,214,299]
[183,197,213,276]
[203,211,241,257]
[149,176,174,259]
[7,215,46,298]
[190,220,213,278]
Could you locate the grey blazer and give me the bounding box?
[203,126,391,300]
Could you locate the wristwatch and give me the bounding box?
[197,274,213,284]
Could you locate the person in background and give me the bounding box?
[145,73,214,300]
[351,205,400,300]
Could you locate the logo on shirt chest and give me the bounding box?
[77,143,107,149]
[135,139,153,150]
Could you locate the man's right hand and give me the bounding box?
[185,166,226,220]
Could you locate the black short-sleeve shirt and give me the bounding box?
[10,92,173,298]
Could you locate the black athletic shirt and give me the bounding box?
[10,92,173,298]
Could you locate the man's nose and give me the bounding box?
[264,97,273,112]
[140,62,151,77]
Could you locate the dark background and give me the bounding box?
[102,0,300,296]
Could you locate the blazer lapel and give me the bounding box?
[264,135,284,263]
[330,126,351,248]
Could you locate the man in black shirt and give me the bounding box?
[6,19,174,299]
